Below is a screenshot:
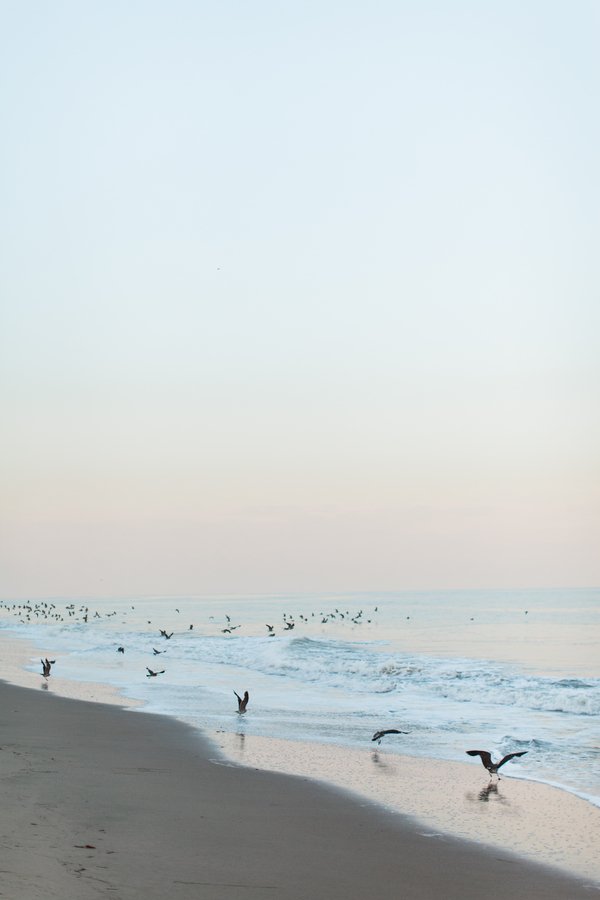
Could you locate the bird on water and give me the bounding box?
[234,690,249,713]
[466,750,527,779]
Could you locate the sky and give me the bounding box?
[1,1,598,599]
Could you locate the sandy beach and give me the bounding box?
[215,732,600,885]
[1,681,597,900]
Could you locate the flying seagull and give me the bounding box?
[146,668,165,677]
[152,647,165,655]
[466,750,528,778]
[234,690,249,713]
[159,630,173,639]
[371,728,410,744]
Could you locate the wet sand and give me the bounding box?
[215,732,600,885]
[1,681,597,900]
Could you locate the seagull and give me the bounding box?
[466,750,528,778]
[152,648,165,655]
[265,624,274,633]
[371,728,410,745]
[117,646,125,654]
[159,630,173,639]
[41,658,54,678]
[146,668,165,677]
[234,690,249,713]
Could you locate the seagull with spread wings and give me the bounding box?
[234,690,249,713]
[466,750,527,778]
[41,658,54,678]
[371,728,410,744]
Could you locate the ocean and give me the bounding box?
[1,587,599,808]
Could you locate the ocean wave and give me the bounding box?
[17,622,599,719]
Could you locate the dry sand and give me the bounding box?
[1,681,598,900]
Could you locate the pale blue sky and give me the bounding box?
[1,1,598,597]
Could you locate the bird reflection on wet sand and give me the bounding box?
[370,750,399,774]
[466,781,509,805]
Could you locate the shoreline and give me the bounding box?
[0,631,141,708]
[2,630,599,886]
[212,730,600,885]
[1,680,598,900]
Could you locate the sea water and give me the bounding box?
[1,588,599,807]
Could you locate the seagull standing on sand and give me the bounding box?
[234,690,249,713]
[466,750,528,779]
[371,728,410,745]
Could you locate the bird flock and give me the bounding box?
[1,599,386,699]
[3,597,529,777]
